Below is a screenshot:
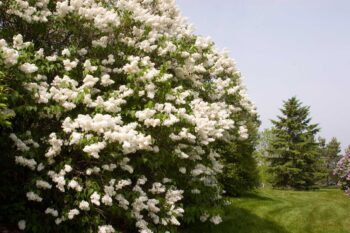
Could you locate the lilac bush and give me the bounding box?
[0,0,257,232]
[334,149,350,195]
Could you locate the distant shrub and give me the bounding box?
[334,149,350,195]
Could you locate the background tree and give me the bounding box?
[317,137,342,186]
[255,129,275,187]
[323,138,341,186]
[315,137,328,185]
[267,97,320,190]
[219,116,260,196]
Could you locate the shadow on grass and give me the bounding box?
[239,192,274,201]
[182,207,289,233]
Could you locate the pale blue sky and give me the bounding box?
[177,0,350,151]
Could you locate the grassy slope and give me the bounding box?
[184,188,350,233]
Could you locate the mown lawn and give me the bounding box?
[183,188,350,233]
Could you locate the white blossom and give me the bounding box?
[61,48,71,57]
[63,59,78,71]
[45,208,59,217]
[210,215,222,225]
[18,220,26,230]
[90,192,101,206]
[26,191,43,202]
[68,208,80,219]
[9,133,30,152]
[200,213,210,222]
[102,194,113,206]
[15,156,37,170]
[101,74,114,86]
[19,63,38,74]
[79,200,90,211]
[64,164,73,173]
[36,180,52,189]
[68,179,83,192]
[98,225,115,233]
[0,39,19,66]
[83,141,106,158]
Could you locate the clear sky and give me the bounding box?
[177,0,350,151]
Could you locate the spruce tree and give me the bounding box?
[267,97,320,190]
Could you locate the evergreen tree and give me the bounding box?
[324,138,341,185]
[267,97,320,190]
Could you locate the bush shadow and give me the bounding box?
[220,207,289,233]
[182,207,289,233]
[240,192,274,201]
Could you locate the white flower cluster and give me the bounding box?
[9,133,41,170]
[190,99,235,145]
[199,213,222,225]
[79,200,90,211]
[36,180,52,189]
[26,191,43,202]
[210,215,223,225]
[68,179,83,192]
[45,208,59,217]
[0,39,19,66]
[90,191,101,206]
[9,133,30,152]
[47,165,73,192]
[15,156,37,170]
[68,209,80,220]
[45,133,63,159]
[63,114,153,155]
[98,225,115,233]
[19,62,38,74]
[7,0,52,23]
[18,220,26,231]
[239,125,249,140]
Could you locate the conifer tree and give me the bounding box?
[267,97,320,190]
[324,138,341,185]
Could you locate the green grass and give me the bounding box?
[184,188,350,233]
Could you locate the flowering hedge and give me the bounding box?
[0,0,257,232]
[334,150,350,195]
